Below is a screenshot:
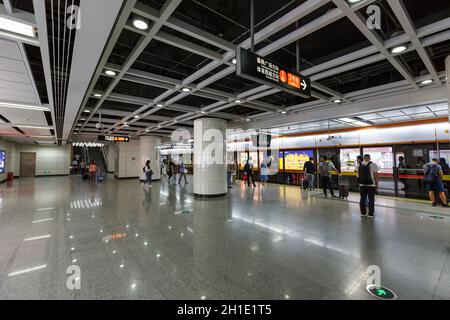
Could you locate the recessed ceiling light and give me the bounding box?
[182,87,191,92]
[421,79,433,85]
[105,70,116,76]
[232,58,237,65]
[156,103,163,107]
[132,17,149,30]
[246,118,251,122]
[347,0,362,3]
[134,115,139,119]
[145,129,150,132]
[390,45,407,54]
[0,16,36,38]
[77,124,82,127]
[333,99,343,103]
[281,111,287,114]
[124,125,129,128]
[94,93,102,98]
[235,100,242,104]
[200,111,206,114]
[173,120,178,123]
[158,125,162,128]
[80,118,86,121]
[84,110,91,113]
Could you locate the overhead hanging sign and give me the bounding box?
[236,48,311,98]
[98,135,130,142]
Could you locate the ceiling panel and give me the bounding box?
[21,128,52,136]
[0,39,22,60]
[377,110,406,117]
[410,113,435,119]
[401,106,431,114]
[358,113,383,120]
[0,108,48,126]
[428,103,447,112]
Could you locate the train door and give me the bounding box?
[395,143,438,198]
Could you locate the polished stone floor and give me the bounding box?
[0,175,449,300]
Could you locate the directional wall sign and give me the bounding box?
[236,48,311,98]
[366,285,397,300]
[98,135,130,142]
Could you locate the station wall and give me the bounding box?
[0,138,71,182]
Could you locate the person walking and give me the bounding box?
[358,154,379,219]
[168,161,176,184]
[423,158,449,207]
[161,160,168,182]
[303,157,316,191]
[260,160,269,186]
[88,160,97,183]
[80,159,86,177]
[143,160,153,188]
[244,160,256,187]
[318,156,338,197]
[178,160,188,185]
[227,161,234,188]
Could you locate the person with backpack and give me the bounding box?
[143,160,153,188]
[423,158,449,207]
[318,156,339,197]
[358,154,379,219]
[303,157,316,191]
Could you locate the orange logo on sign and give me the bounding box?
[287,73,300,89]
[279,70,287,83]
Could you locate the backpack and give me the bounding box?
[358,162,373,185]
[319,162,330,176]
[424,164,439,183]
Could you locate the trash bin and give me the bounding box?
[7,172,14,181]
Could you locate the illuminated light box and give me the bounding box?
[237,48,311,98]
[0,150,5,174]
[98,135,130,142]
[283,150,314,171]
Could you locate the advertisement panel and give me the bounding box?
[340,148,361,173]
[363,147,394,174]
[283,150,314,171]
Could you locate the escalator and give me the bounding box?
[87,147,106,172]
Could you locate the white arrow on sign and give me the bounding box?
[301,79,307,90]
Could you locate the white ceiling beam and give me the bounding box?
[332,0,418,89]
[387,0,440,84]
[132,1,235,53]
[81,0,182,131]
[239,0,330,50]
[258,8,344,57]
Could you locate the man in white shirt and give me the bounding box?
[358,154,379,219]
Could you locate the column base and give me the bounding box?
[194,193,227,199]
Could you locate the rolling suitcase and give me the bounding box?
[97,173,104,182]
[338,176,349,199]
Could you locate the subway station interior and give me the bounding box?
[0,0,449,301]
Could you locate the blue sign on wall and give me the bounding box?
[0,150,5,174]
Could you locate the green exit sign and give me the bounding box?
[366,285,397,300]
